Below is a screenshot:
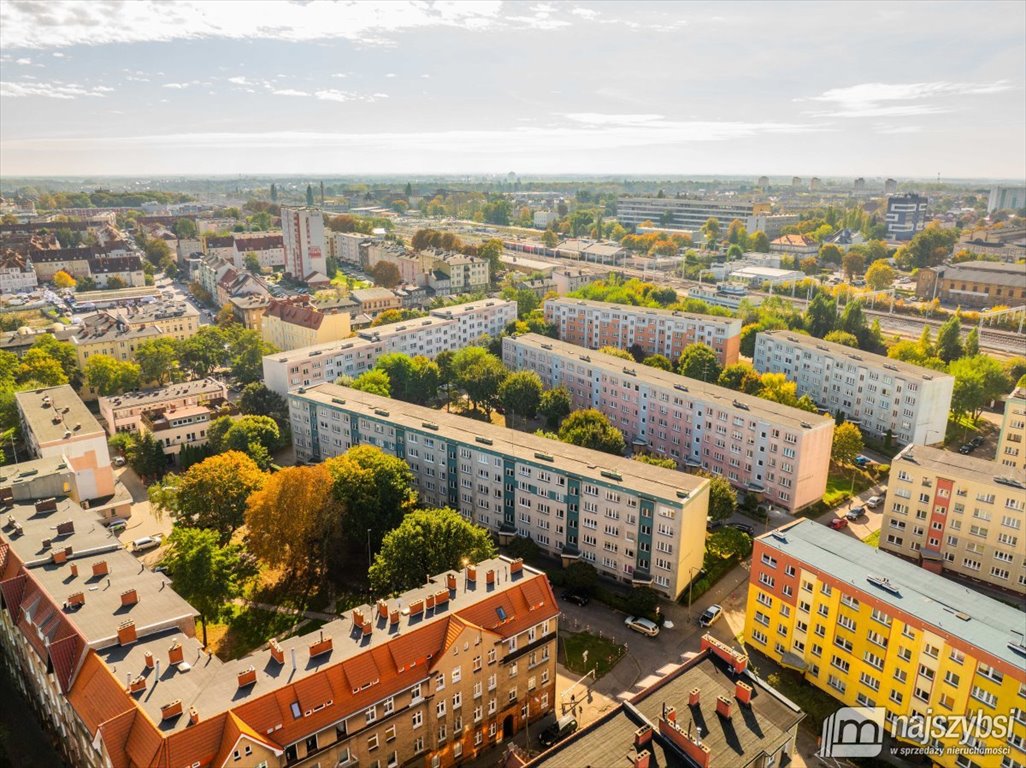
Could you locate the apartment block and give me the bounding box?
[328,231,370,265]
[526,635,802,768]
[504,334,833,512]
[997,385,1026,470]
[263,299,517,395]
[879,445,1026,592]
[98,377,229,434]
[261,296,352,351]
[884,193,928,241]
[15,385,115,501]
[289,383,710,598]
[745,519,1026,768]
[545,297,742,367]
[0,459,559,768]
[233,233,285,270]
[71,301,200,369]
[616,197,771,233]
[281,206,327,280]
[753,330,954,446]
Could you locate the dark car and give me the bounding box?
[970,436,985,448]
[539,716,578,748]
[846,506,865,521]
[730,522,754,535]
[959,443,976,455]
[706,518,724,532]
[561,591,590,607]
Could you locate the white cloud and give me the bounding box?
[227,76,252,85]
[16,57,31,65]
[805,80,1014,117]
[385,73,397,78]
[330,73,349,79]
[0,0,507,48]
[162,82,191,89]
[874,124,923,134]
[52,52,64,58]
[571,7,598,19]
[563,113,666,126]
[0,80,112,99]
[272,88,309,97]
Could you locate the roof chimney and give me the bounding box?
[486,569,495,586]
[92,560,109,577]
[160,700,183,721]
[633,750,651,768]
[389,609,399,625]
[426,593,436,610]
[735,680,753,706]
[168,640,184,666]
[467,565,477,583]
[128,675,146,694]
[117,620,136,646]
[509,558,523,575]
[66,591,84,607]
[408,599,424,616]
[69,563,78,578]
[716,695,733,719]
[377,599,389,619]
[634,724,653,751]
[120,588,138,607]
[446,573,457,591]
[237,666,257,688]
[188,706,199,726]
[689,687,701,707]
[310,634,333,657]
[663,704,676,724]
[435,588,449,606]
[144,651,154,669]
[51,549,68,565]
[269,639,285,665]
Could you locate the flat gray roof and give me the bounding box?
[16,385,105,443]
[757,519,1026,669]
[99,378,227,411]
[892,444,1026,487]
[546,297,741,329]
[759,330,955,383]
[509,334,834,432]
[292,382,707,506]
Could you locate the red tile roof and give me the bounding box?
[67,652,135,734]
[264,298,325,330]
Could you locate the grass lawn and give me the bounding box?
[863,529,881,547]
[822,466,875,507]
[764,669,840,732]
[560,631,626,680]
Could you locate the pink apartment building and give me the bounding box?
[504,334,833,513]
[544,297,742,367]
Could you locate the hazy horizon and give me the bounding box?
[2,1,1025,180]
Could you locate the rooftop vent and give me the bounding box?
[866,575,901,596]
[160,700,183,721]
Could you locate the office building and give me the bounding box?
[261,296,351,352]
[616,197,771,233]
[753,330,954,445]
[854,177,866,192]
[885,193,928,241]
[915,261,1026,307]
[879,444,1026,592]
[15,385,115,501]
[98,377,229,435]
[281,206,327,281]
[544,297,741,367]
[524,635,803,768]
[0,462,559,768]
[987,186,1026,213]
[289,383,709,598]
[884,178,898,194]
[745,519,1026,768]
[997,384,1026,471]
[263,299,516,395]
[503,335,834,513]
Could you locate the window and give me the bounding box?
[385,725,396,742]
[368,733,379,751]
[412,711,423,729]
[366,706,377,724]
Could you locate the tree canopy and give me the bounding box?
[831,422,864,465]
[676,343,722,382]
[556,409,626,455]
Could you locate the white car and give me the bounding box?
[866,496,883,508]
[699,605,723,627]
[624,616,660,637]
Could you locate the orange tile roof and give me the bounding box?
[125,712,164,768]
[67,651,135,734]
[294,670,336,712]
[165,714,227,768]
[342,650,382,691]
[96,709,138,768]
[48,633,85,694]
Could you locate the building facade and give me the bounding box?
[745,519,1026,768]
[290,383,709,598]
[878,444,1026,592]
[997,385,1026,471]
[884,193,928,241]
[753,330,954,445]
[0,248,38,293]
[987,186,1026,213]
[261,297,352,352]
[263,299,517,395]
[71,302,200,369]
[616,197,771,233]
[98,377,229,435]
[544,298,742,367]
[915,261,1026,307]
[503,334,834,513]
[281,206,327,280]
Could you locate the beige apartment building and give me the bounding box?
[880,444,1026,593]
[261,296,352,351]
[71,301,200,368]
[98,377,229,434]
[289,383,710,598]
[504,334,834,513]
[997,384,1026,471]
[544,297,742,367]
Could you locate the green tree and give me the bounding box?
[172,218,198,238]
[557,409,626,455]
[306,184,315,206]
[239,382,289,426]
[477,239,504,282]
[562,560,599,594]
[633,453,677,469]
[805,293,836,338]
[125,431,167,480]
[707,527,752,561]
[208,415,281,465]
[152,451,266,542]
[16,349,67,386]
[949,356,1009,420]
[369,507,497,594]
[29,334,79,384]
[758,372,802,407]
[541,228,559,248]
[179,326,230,378]
[451,347,508,415]
[642,354,674,371]
[842,250,865,278]
[818,243,843,265]
[831,422,864,465]
[135,337,180,384]
[539,386,571,428]
[824,330,859,347]
[717,362,763,395]
[244,253,262,274]
[696,471,738,521]
[368,261,402,288]
[749,231,770,252]
[676,343,722,382]
[348,369,392,397]
[228,329,276,384]
[84,354,141,395]
[935,316,963,364]
[160,527,257,646]
[865,260,895,290]
[598,345,634,361]
[700,217,721,247]
[1003,356,1026,384]
[962,327,980,357]
[499,371,543,422]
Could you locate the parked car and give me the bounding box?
[854,455,872,467]
[539,715,578,748]
[131,534,163,553]
[970,436,985,448]
[866,496,883,508]
[729,522,754,535]
[624,616,660,637]
[561,591,590,607]
[113,456,126,467]
[846,506,864,521]
[699,605,723,627]
[958,443,976,455]
[829,517,849,530]
[706,518,724,532]
[106,518,128,533]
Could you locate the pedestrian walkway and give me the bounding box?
[231,598,336,622]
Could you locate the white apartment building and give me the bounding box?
[289,383,710,598]
[544,297,742,367]
[98,377,228,435]
[504,334,834,513]
[281,206,327,279]
[263,299,517,395]
[616,197,771,233]
[753,330,954,446]
[329,231,369,265]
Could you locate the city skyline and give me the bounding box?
[1,0,1024,179]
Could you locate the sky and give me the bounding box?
[1,0,1024,179]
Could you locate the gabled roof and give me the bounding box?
[67,651,135,735]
